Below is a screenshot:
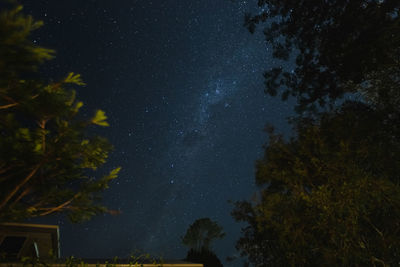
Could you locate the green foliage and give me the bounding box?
[182,217,225,252]
[0,3,120,223]
[246,0,400,111]
[0,4,54,83]
[128,252,164,267]
[232,102,400,266]
[5,255,164,267]
[91,110,110,127]
[235,1,400,265]
[64,72,86,86]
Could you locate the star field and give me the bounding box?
[22,0,295,265]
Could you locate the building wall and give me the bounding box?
[0,223,59,259]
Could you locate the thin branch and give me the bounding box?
[0,102,18,109]
[0,163,42,211]
[0,94,18,109]
[37,119,47,153]
[364,216,384,238]
[39,192,81,216]
[0,164,16,175]
[0,166,25,183]
[371,256,386,267]
[0,173,16,184]
[11,186,32,206]
[31,198,46,209]
[0,93,39,110]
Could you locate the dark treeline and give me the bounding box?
[232,1,400,266]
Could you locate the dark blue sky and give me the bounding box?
[22,0,294,265]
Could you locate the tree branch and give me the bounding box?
[364,216,384,239]
[0,164,16,175]
[0,102,18,109]
[0,93,18,109]
[0,93,39,110]
[0,165,24,183]
[11,186,32,206]
[0,163,42,211]
[39,192,81,216]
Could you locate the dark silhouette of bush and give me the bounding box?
[184,248,223,267]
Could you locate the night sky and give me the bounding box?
[21,0,294,265]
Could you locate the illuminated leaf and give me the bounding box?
[17,128,31,140]
[27,207,36,213]
[91,110,109,127]
[73,101,83,113]
[34,143,42,152]
[64,72,86,86]
[108,167,121,180]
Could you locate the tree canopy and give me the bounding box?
[182,218,225,267]
[245,0,400,111]
[233,1,400,265]
[232,102,400,266]
[182,217,225,252]
[0,4,120,223]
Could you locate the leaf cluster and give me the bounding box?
[0,5,54,83]
[0,4,120,223]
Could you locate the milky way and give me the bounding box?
[21,1,295,266]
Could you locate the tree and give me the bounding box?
[236,1,400,265]
[245,0,400,111]
[184,248,223,267]
[0,4,120,223]
[232,102,400,266]
[182,218,225,251]
[182,218,225,267]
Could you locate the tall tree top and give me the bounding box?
[246,0,400,111]
[182,218,225,251]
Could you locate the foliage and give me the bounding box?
[0,4,120,223]
[245,0,400,111]
[235,1,400,265]
[7,255,165,267]
[184,248,223,267]
[182,217,225,252]
[0,4,54,84]
[232,102,400,266]
[356,65,400,116]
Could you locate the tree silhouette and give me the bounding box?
[182,218,225,267]
[182,217,225,251]
[245,0,400,111]
[234,1,400,265]
[185,248,223,267]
